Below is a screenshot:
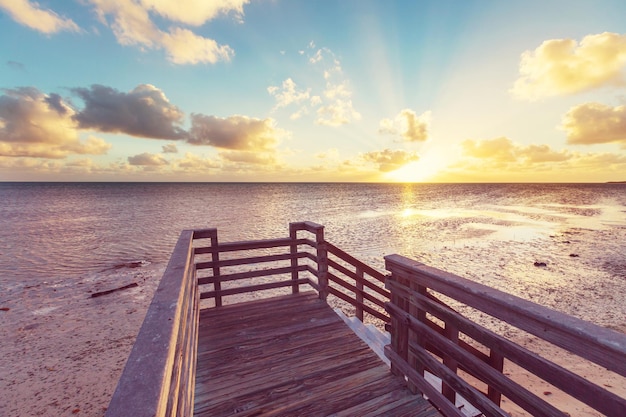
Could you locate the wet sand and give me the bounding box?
[1,224,624,417]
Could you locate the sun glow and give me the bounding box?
[385,153,447,182]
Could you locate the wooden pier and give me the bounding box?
[194,291,438,416]
[105,221,626,417]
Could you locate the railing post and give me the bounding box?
[355,267,364,322]
[210,230,222,307]
[315,226,328,302]
[289,223,299,294]
[387,271,409,379]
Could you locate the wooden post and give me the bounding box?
[210,232,222,307]
[289,223,299,294]
[387,271,409,379]
[355,267,364,322]
[315,226,328,302]
[443,322,459,403]
[487,350,504,406]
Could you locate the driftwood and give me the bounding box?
[90,282,138,298]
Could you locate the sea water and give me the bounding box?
[1,182,625,327]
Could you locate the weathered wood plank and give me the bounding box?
[194,292,440,417]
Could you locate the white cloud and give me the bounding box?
[379,109,431,142]
[512,32,626,100]
[161,27,234,64]
[87,0,235,65]
[316,99,361,127]
[268,78,311,109]
[0,0,80,34]
[140,0,249,26]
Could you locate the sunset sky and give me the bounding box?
[1,0,626,182]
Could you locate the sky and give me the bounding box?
[1,0,626,182]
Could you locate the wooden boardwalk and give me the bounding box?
[193,291,441,417]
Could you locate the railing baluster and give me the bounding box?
[289,223,300,294]
[210,231,221,307]
[355,267,364,322]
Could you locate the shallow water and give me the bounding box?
[1,182,625,327]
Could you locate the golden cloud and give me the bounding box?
[379,109,431,142]
[562,102,626,146]
[461,137,571,164]
[361,149,420,172]
[0,0,80,34]
[512,32,626,99]
[127,152,169,166]
[0,88,111,158]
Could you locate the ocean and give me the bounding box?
[1,182,625,327]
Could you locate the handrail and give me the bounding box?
[105,230,198,417]
[385,253,626,417]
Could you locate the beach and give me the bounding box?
[1,183,624,416]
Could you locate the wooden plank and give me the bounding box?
[195,252,306,270]
[197,265,307,285]
[327,286,390,322]
[199,277,309,300]
[328,269,388,307]
[194,292,440,417]
[328,257,391,298]
[194,237,304,254]
[326,241,386,283]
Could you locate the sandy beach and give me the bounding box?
[1,224,624,416]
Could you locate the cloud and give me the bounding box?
[162,143,178,153]
[219,150,278,166]
[316,99,361,127]
[188,114,282,151]
[7,61,26,72]
[269,46,361,127]
[512,32,626,100]
[128,152,168,166]
[176,152,219,170]
[87,0,235,65]
[361,149,420,172]
[379,109,431,142]
[461,137,571,165]
[0,87,111,158]
[267,78,311,110]
[562,102,626,146]
[72,84,187,140]
[0,0,80,34]
[140,0,249,26]
[161,27,234,65]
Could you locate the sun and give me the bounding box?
[385,154,447,182]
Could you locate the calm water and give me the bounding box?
[1,182,625,290]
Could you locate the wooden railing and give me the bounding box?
[193,221,390,325]
[105,230,199,417]
[106,222,391,417]
[384,254,626,417]
[106,223,625,417]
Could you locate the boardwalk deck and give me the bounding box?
[194,291,441,417]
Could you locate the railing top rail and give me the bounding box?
[289,221,324,233]
[384,253,626,376]
[106,230,196,417]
